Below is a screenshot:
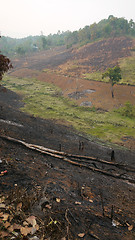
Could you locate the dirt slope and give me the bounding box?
[9,36,135,112]
[12,37,133,73]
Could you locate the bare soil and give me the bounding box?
[10,37,135,113]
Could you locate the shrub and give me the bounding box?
[116,101,135,118]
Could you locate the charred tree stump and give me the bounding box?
[111,150,115,161]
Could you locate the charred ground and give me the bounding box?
[0,85,135,240]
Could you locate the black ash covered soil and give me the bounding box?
[0,86,135,240]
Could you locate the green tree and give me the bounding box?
[41,36,47,49]
[89,23,97,41]
[66,30,78,46]
[129,19,135,35]
[78,26,90,44]
[16,46,26,56]
[103,24,111,37]
[102,66,122,98]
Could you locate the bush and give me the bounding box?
[66,43,72,49]
[116,101,135,118]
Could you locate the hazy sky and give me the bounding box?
[1,0,135,38]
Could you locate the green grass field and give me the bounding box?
[2,76,135,147]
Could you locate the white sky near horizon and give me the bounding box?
[0,0,135,39]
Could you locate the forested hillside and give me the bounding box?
[1,16,135,57]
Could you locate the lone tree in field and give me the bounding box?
[102,66,121,98]
[0,36,13,82]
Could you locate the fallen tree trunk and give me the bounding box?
[0,134,135,183]
[1,134,134,172]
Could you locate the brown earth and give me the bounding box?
[11,36,133,74]
[0,37,135,239]
[10,36,135,112]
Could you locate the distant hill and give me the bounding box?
[2,15,135,86]
[1,16,135,57]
